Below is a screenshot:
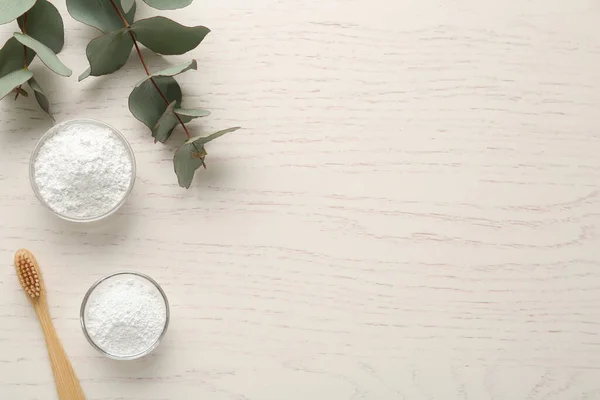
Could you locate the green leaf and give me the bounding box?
[17,0,64,53]
[0,0,35,25]
[153,101,179,143]
[173,142,206,189]
[142,0,193,10]
[176,107,210,123]
[186,127,241,145]
[0,69,33,100]
[66,0,136,34]
[79,68,91,82]
[0,37,36,78]
[122,0,135,13]
[81,28,133,80]
[129,76,182,131]
[174,127,239,188]
[135,60,197,87]
[131,17,210,55]
[28,76,52,116]
[151,103,210,143]
[13,33,72,77]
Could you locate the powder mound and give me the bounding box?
[33,121,133,219]
[84,274,167,357]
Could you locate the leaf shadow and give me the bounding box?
[78,73,117,93]
[0,98,54,145]
[191,158,230,189]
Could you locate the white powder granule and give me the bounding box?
[84,274,168,357]
[33,120,133,219]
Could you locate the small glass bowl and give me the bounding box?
[80,272,170,361]
[29,118,136,223]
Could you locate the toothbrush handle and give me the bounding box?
[35,301,86,400]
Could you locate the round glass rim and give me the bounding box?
[79,271,170,361]
[29,118,137,223]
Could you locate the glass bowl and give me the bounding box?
[29,118,136,223]
[80,272,170,361]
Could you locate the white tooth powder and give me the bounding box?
[83,274,168,358]
[32,120,134,220]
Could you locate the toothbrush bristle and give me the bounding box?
[14,250,42,299]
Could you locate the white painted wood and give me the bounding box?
[1,0,600,399]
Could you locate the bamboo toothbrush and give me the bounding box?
[14,249,86,400]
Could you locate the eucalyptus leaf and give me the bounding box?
[142,0,193,10]
[13,33,72,77]
[153,101,179,143]
[82,28,133,80]
[173,127,239,188]
[14,86,28,97]
[176,107,210,123]
[122,0,135,13]
[0,69,33,100]
[128,76,182,131]
[17,0,64,53]
[124,0,137,23]
[66,0,136,33]
[0,37,35,78]
[79,67,91,82]
[28,76,52,116]
[0,0,36,25]
[135,60,197,87]
[131,17,210,55]
[151,103,210,142]
[186,127,241,145]
[176,108,210,118]
[173,142,206,189]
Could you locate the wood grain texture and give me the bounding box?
[1,0,600,399]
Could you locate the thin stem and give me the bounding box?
[130,35,192,138]
[15,13,28,100]
[132,39,150,75]
[23,13,27,62]
[109,0,130,27]
[108,0,191,138]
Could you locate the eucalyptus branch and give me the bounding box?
[67,0,239,188]
[0,0,70,115]
[14,12,27,100]
[107,0,191,138]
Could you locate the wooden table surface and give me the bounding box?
[2,0,600,399]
